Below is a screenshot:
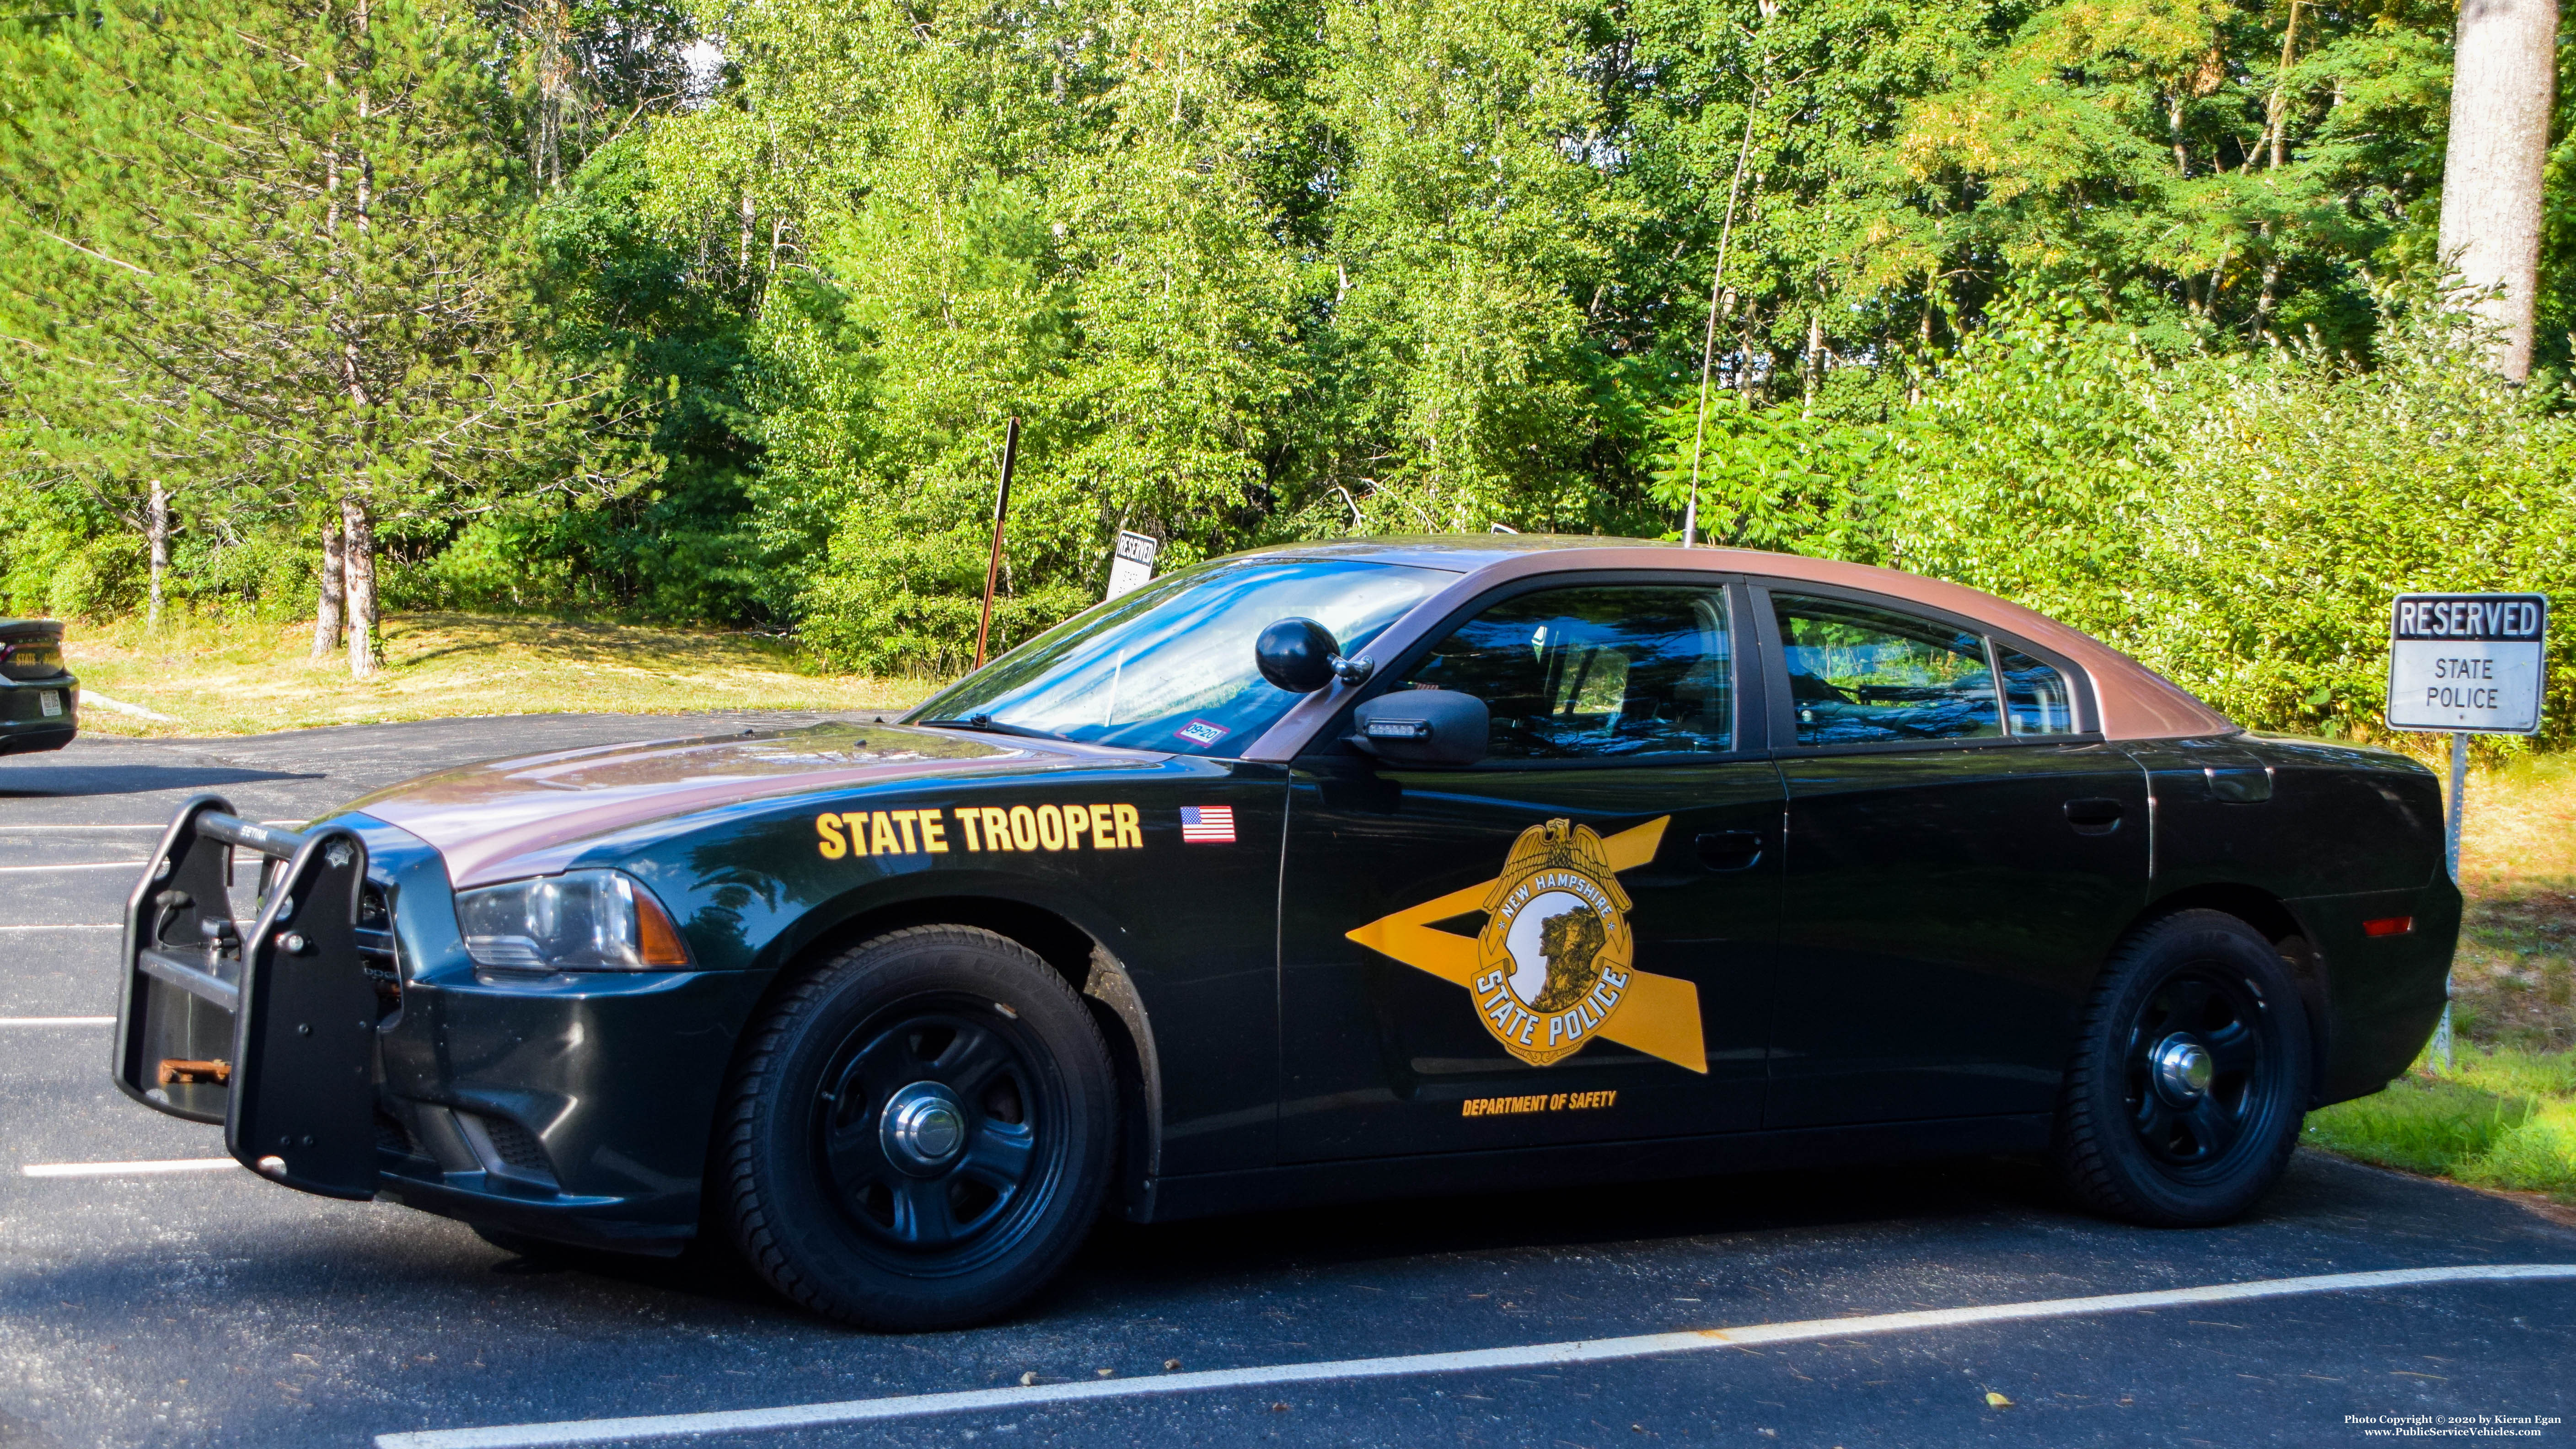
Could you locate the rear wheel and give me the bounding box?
[2053,909,2311,1227]
[719,926,1116,1330]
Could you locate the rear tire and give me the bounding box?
[2052,909,2311,1227]
[719,926,1116,1330]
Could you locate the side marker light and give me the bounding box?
[2361,916,2414,938]
[635,888,691,967]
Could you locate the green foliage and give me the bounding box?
[8,0,2576,710]
[2308,1049,2576,1201]
[2304,1073,2535,1178]
[1865,291,2576,745]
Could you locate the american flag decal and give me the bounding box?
[1179,805,1237,844]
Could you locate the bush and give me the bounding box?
[46,534,146,619]
[1865,293,2576,746]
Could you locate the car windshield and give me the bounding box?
[909,557,1450,756]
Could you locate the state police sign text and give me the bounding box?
[2386,593,2549,735]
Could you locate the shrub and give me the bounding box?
[1867,294,2576,745]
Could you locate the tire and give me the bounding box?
[719,925,1117,1330]
[2052,909,2312,1227]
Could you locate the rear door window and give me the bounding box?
[1771,594,2000,746]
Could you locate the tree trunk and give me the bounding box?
[1802,307,1824,415]
[145,479,169,631]
[312,516,346,657]
[343,496,378,679]
[2437,0,2559,381]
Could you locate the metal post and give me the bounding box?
[2431,729,2468,1072]
[971,417,1020,672]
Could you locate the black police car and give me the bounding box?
[1,618,77,754]
[113,538,2458,1329]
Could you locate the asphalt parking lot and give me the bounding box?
[3,716,2573,1449]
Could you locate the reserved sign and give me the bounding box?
[2386,593,2549,734]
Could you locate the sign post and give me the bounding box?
[1105,530,1159,601]
[2385,592,2549,1068]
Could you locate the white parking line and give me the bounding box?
[373,1262,2576,1449]
[0,822,304,831]
[0,861,146,874]
[0,1017,113,1027]
[0,924,118,932]
[21,1159,238,1179]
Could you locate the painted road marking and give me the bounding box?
[0,861,146,875]
[0,1017,114,1027]
[22,1159,238,1179]
[0,821,304,831]
[0,924,119,932]
[373,1263,2576,1449]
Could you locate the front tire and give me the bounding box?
[2053,909,2311,1227]
[719,926,1117,1330]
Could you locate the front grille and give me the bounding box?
[356,884,401,1018]
[478,1115,551,1175]
[375,1109,423,1159]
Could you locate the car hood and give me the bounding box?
[340,721,1150,888]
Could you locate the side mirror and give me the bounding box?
[1350,690,1489,767]
[1256,617,1340,693]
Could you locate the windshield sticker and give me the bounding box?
[816,804,1142,859]
[1179,805,1236,843]
[1174,719,1229,747]
[1344,816,1707,1074]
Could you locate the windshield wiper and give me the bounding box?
[919,714,1062,741]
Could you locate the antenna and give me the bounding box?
[971,417,1021,671]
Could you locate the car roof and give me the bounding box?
[1227,535,2234,750]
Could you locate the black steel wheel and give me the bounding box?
[720,926,1116,1329]
[2053,909,2311,1227]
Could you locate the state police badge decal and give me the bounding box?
[1343,815,1707,1074]
[1473,819,1635,1066]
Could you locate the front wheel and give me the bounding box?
[2052,909,2311,1227]
[719,926,1117,1330]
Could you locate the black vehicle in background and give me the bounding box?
[0,619,76,754]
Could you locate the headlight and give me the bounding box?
[455,870,691,971]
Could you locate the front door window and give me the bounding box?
[1407,585,1735,759]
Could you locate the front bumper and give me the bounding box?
[0,673,76,753]
[115,798,762,1253]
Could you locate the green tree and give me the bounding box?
[0,0,646,672]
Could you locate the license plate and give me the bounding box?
[38,690,61,717]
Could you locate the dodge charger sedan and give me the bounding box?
[114,537,2458,1329]
[1,617,77,755]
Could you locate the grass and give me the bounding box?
[2305,751,2576,1204]
[63,612,939,737]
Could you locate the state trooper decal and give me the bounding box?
[1346,816,1708,1074]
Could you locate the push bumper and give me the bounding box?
[115,797,757,1253]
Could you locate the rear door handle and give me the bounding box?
[2064,798,2124,835]
[1696,830,1765,871]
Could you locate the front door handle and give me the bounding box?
[2064,798,2125,836]
[1696,830,1765,871]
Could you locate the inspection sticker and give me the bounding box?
[2386,593,2549,735]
